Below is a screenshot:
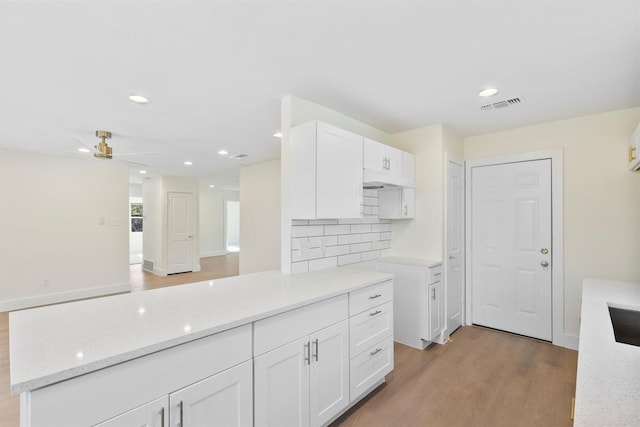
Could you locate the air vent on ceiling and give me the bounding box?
[229,153,248,159]
[480,96,524,111]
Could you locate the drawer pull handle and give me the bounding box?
[179,400,184,427]
[434,272,441,276]
[160,407,165,427]
[369,294,382,299]
[369,310,382,317]
[370,347,383,356]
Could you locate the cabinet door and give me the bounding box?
[363,138,387,173]
[309,320,350,427]
[378,188,414,219]
[428,282,443,340]
[349,335,394,401]
[386,146,403,181]
[169,360,253,427]
[403,188,415,218]
[254,337,311,427]
[316,122,363,219]
[94,396,168,427]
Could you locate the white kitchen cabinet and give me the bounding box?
[374,259,444,350]
[169,360,253,427]
[94,396,167,427]
[254,320,349,427]
[378,187,415,219]
[95,362,252,427]
[348,281,394,401]
[427,281,444,341]
[363,138,415,188]
[290,120,363,219]
[628,123,640,170]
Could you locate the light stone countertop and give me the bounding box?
[574,278,640,426]
[378,256,442,268]
[9,267,393,394]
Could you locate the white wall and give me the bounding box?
[464,107,640,336]
[199,187,239,257]
[0,151,129,311]
[240,160,281,274]
[387,124,445,260]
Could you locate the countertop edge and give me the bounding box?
[10,269,393,394]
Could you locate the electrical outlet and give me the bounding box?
[42,279,50,287]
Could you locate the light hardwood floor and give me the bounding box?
[1,256,578,427]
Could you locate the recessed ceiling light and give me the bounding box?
[218,150,228,156]
[184,161,193,166]
[209,184,215,188]
[273,132,282,139]
[129,94,149,104]
[77,148,90,153]
[139,170,147,174]
[478,88,499,97]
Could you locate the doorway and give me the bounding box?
[167,191,194,274]
[225,200,240,253]
[446,159,464,336]
[465,150,565,345]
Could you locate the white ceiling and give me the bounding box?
[1,1,638,190]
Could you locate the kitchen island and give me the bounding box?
[10,267,394,426]
[574,277,640,426]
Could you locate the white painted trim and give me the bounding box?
[465,149,566,347]
[152,266,166,276]
[0,282,130,312]
[193,264,201,272]
[199,250,228,258]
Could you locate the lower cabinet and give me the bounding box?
[254,320,349,427]
[95,360,253,427]
[427,281,444,341]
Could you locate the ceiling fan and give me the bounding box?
[74,130,158,167]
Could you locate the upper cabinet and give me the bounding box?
[363,138,416,188]
[629,123,640,171]
[290,121,364,219]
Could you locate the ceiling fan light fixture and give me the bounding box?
[478,88,499,97]
[129,94,149,104]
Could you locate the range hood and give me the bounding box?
[363,169,416,189]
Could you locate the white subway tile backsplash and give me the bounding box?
[338,253,362,266]
[290,189,391,273]
[350,242,372,253]
[324,245,351,257]
[308,219,339,225]
[351,224,372,233]
[338,218,362,225]
[309,257,338,272]
[372,223,391,232]
[292,225,324,238]
[324,225,351,235]
[338,234,362,245]
[362,250,381,261]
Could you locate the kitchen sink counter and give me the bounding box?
[9,267,392,394]
[574,278,640,426]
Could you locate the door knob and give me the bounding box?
[540,248,549,254]
[540,260,549,267]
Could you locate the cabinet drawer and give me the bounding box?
[349,301,393,358]
[349,281,393,315]
[349,335,394,402]
[427,264,442,284]
[254,294,348,356]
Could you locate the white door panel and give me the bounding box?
[167,192,193,274]
[446,160,464,335]
[471,160,552,341]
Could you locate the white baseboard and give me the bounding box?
[0,282,130,312]
[553,332,579,351]
[152,267,166,276]
[199,250,228,258]
[194,264,201,272]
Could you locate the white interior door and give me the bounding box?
[471,159,552,341]
[446,160,464,335]
[167,192,193,274]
